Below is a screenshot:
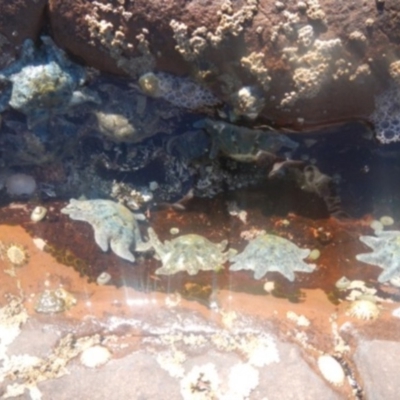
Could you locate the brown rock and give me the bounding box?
[0,0,47,68]
[46,0,400,129]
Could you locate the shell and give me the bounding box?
[80,345,111,368]
[380,215,394,226]
[335,276,351,290]
[96,272,111,285]
[347,299,380,320]
[317,354,345,386]
[30,206,47,222]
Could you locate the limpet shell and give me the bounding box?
[80,345,111,368]
[380,215,394,226]
[30,206,47,222]
[317,354,345,386]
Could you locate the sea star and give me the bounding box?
[148,227,235,275]
[61,199,150,262]
[356,230,400,282]
[229,233,315,281]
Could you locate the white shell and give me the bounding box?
[317,354,345,386]
[96,272,111,285]
[80,345,111,368]
[380,215,394,226]
[30,206,47,222]
[335,276,351,290]
[389,275,400,287]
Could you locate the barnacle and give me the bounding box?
[346,299,380,321]
[1,243,29,267]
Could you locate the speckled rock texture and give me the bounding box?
[0,0,47,69]
[46,0,400,129]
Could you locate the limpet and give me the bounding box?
[80,345,111,368]
[317,354,345,386]
[380,215,394,226]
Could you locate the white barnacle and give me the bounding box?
[346,299,380,321]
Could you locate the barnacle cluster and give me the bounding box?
[85,1,155,77]
[169,0,258,62]
[35,288,76,314]
[281,35,344,107]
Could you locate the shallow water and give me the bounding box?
[2,165,400,399]
[2,51,400,400]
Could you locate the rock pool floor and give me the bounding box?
[1,198,400,399]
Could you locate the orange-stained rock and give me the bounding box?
[0,0,47,68]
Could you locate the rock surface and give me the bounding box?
[0,0,47,69]
[45,0,400,128]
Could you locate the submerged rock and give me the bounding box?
[0,36,99,132]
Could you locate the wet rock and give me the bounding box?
[0,0,47,69]
[48,0,400,128]
[354,339,400,400]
